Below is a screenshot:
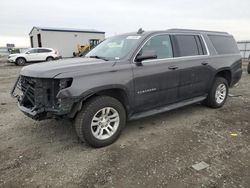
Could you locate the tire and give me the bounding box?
[16,57,26,66]
[204,77,229,108]
[74,96,126,148]
[247,62,250,74]
[46,56,54,61]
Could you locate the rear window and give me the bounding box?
[173,35,200,57]
[208,35,239,55]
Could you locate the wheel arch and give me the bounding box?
[46,56,54,61]
[68,86,131,119]
[214,68,232,86]
[16,56,27,62]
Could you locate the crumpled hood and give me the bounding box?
[20,58,114,78]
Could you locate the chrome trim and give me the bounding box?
[132,32,210,64]
[141,55,210,63]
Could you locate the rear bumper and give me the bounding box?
[55,56,62,60]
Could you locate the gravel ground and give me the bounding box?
[0,59,249,188]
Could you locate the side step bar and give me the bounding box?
[129,96,207,121]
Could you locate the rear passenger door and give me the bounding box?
[170,34,213,100]
[37,49,52,61]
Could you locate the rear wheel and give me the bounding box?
[204,77,229,108]
[16,57,26,66]
[74,96,126,148]
[46,56,54,61]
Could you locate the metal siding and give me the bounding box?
[31,31,105,57]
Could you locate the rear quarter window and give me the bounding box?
[208,35,239,55]
[38,49,52,53]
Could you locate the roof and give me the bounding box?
[119,28,230,38]
[237,40,250,43]
[29,26,105,35]
[167,29,229,35]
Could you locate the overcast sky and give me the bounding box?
[0,0,250,47]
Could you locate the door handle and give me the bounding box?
[201,61,208,66]
[168,65,178,70]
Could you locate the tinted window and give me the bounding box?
[208,35,239,54]
[38,49,52,53]
[27,49,38,54]
[140,35,173,59]
[174,35,200,57]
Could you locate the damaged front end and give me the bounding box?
[11,75,75,120]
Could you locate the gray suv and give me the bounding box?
[12,29,242,147]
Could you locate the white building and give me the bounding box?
[29,26,105,57]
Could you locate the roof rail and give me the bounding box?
[168,28,228,35]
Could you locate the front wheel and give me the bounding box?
[74,96,126,148]
[16,58,26,66]
[204,77,229,108]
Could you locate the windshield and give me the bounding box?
[23,48,32,53]
[86,35,141,60]
[20,48,29,53]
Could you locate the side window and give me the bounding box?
[28,49,38,54]
[140,35,173,59]
[208,35,239,55]
[38,49,52,53]
[173,35,200,57]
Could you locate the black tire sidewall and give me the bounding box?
[16,58,26,66]
[46,57,54,61]
[208,77,229,108]
[75,96,126,148]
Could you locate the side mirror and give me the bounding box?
[135,50,157,63]
[26,51,30,54]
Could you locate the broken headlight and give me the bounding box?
[59,78,73,90]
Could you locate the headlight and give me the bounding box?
[59,78,73,90]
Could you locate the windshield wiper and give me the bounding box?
[88,55,109,61]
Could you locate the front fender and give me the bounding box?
[61,85,131,119]
[57,84,130,99]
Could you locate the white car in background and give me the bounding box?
[8,48,60,66]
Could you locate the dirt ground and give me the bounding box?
[0,59,249,188]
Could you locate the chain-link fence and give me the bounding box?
[237,41,250,59]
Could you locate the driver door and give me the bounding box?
[132,34,179,112]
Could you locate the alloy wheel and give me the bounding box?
[91,107,120,140]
